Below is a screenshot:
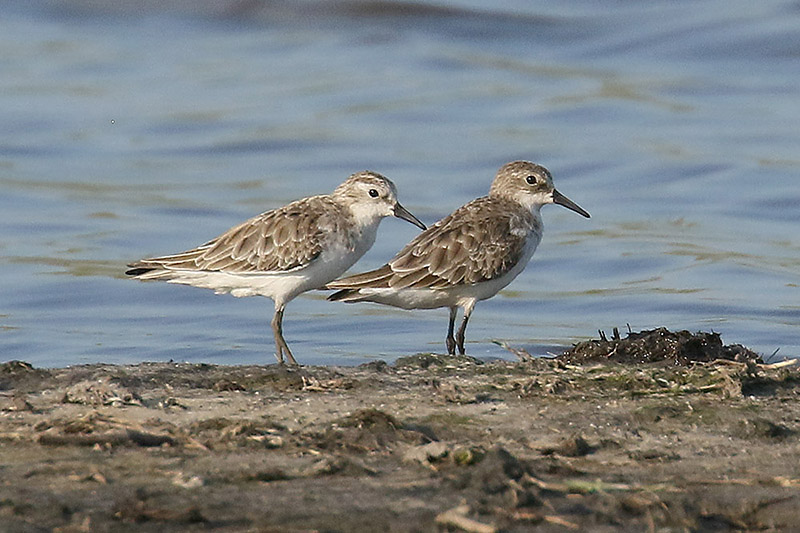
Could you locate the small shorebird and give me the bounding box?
[126,171,426,365]
[327,161,590,355]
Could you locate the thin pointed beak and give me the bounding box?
[393,202,427,230]
[552,189,590,218]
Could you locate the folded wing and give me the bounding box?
[328,197,534,295]
[128,196,343,276]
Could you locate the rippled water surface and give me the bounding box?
[2,0,799,366]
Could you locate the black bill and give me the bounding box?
[393,202,427,230]
[552,189,590,218]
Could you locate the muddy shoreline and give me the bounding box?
[1,335,799,532]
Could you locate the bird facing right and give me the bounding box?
[326,161,590,355]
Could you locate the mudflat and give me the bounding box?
[1,330,798,532]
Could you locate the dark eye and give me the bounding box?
[368,189,379,198]
[526,175,537,185]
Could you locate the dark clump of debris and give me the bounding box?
[559,327,762,366]
[451,447,542,513]
[0,360,52,392]
[313,408,432,453]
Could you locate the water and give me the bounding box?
[2,0,799,367]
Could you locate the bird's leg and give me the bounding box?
[446,307,457,355]
[455,303,474,355]
[271,305,298,365]
[270,307,284,364]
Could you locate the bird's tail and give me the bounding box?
[325,264,394,302]
[125,245,210,279]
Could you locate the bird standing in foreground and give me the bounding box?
[326,161,590,355]
[126,171,426,365]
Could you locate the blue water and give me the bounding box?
[2,1,799,367]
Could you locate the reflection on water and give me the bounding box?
[1,1,799,366]
[8,256,122,278]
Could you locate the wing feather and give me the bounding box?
[128,196,349,275]
[328,196,536,292]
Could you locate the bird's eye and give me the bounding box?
[368,189,379,198]
[526,175,537,185]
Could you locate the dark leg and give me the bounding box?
[446,307,457,355]
[271,305,298,365]
[455,303,474,355]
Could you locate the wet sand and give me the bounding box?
[1,334,799,532]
